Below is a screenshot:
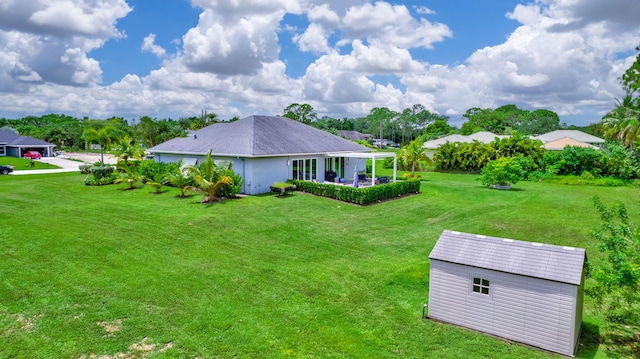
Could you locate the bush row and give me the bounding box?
[290,179,421,205]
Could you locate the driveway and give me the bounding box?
[10,152,117,175]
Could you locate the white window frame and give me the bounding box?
[292,158,317,181]
[469,274,492,298]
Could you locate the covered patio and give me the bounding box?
[325,151,397,187]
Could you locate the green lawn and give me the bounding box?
[0,156,61,170]
[1,172,637,358]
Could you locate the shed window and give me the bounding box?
[472,277,490,295]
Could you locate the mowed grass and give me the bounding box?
[0,157,60,171]
[1,172,637,358]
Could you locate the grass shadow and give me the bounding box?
[576,322,600,359]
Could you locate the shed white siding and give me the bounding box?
[428,230,585,357]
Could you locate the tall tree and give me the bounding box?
[83,125,118,164]
[400,138,430,175]
[283,103,317,124]
[603,95,640,150]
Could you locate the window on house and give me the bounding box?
[472,277,490,295]
[0,146,5,156]
[292,159,317,181]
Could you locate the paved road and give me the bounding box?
[9,153,117,175]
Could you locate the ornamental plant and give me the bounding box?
[479,156,524,188]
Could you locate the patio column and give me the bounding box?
[393,153,397,182]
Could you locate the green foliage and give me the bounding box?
[145,173,168,194]
[283,103,318,124]
[290,180,420,205]
[83,165,115,186]
[218,170,244,198]
[479,157,524,187]
[421,118,454,140]
[187,150,234,202]
[541,143,640,179]
[166,165,194,198]
[114,164,145,189]
[433,141,492,172]
[83,125,118,164]
[587,198,640,356]
[135,160,178,181]
[400,138,430,175]
[462,105,562,135]
[79,163,92,174]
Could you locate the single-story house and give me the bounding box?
[337,130,373,141]
[148,115,397,195]
[0,129,56,158]
[533,130,604,151]
[428,230,586,357]
[423,129,604,153]
[423,132,506,150]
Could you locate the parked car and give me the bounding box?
[24,151,42,159]
[0,165,13,175]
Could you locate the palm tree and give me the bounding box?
[145,173,168,194]
[603,95,640,151]
[114,136,144,165]
[84,126,118,164]
[167,161,194,197]
[114,164,145,190]
[187,150,233,203]
[400,138,431,176]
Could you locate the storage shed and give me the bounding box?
[428,230,586,357]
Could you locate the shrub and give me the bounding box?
[479,157,524,188]
[135,160,178,180]
[219,171,244,198]
[83,165,115,186]
[290,180,420,205]
[79,163,92,174]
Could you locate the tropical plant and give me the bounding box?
[400,138,431,175]
[603,95,640,151]
[145,172,168,194]
[83,125,118,164]
[114,164,145,190]
[114,136,144,165]
[479,157,524,188]
[187,150,233,202]
[586,198,640,356]
[167,162,194,198]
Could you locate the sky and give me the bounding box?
[1,0,639,127]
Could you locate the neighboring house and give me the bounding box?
[337,130,372,141]
[423,131,504,150]
[533,130,604,151]
[148,115,396,195]
[0,129,55,158]
[428,230,586,357]
[423,129,604,152]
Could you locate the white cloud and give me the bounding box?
[293,23,332,54]
[142,34,167,58]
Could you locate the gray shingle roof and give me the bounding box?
[148,115,371,157]
[337,130,372,141]
[533,130,604,144]
[429,230,586,285]
[0,130,54,146]
[422,132,504,149]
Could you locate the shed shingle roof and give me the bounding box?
[429,230,586,285]
[148,115,371,157]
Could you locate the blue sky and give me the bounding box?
[0,0,639,127]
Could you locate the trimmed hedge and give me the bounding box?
[290,179,420,205]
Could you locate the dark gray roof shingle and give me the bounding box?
[429,230,586,285]
[148,115,371,156]
[0,129,54,146]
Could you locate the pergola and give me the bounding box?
[325,151,397,185]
